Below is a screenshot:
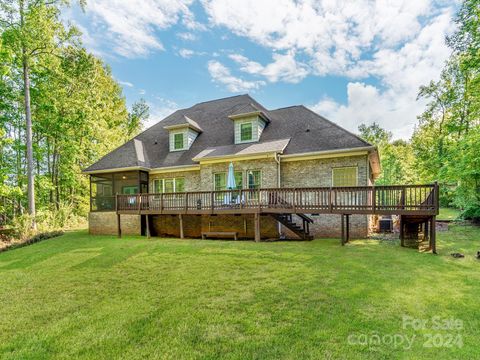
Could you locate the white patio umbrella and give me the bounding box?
[226,162,236,190]
[225,162,236,204]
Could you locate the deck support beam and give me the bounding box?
[179,214,184,239]
[341,214,344,245]
[430,216,436,254]
[399,216,404,247]
[117,213,121,238]
[146,215,150,239]
[254,212,261,242]
[341,214,350,245]
[346,215,350,243]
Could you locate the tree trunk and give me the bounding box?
[23,55,36,230]
[20,0,36,229]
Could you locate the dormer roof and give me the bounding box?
[163,115,203,133]
[227,103,271,123]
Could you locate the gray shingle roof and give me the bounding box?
[193,139,290,161]
[84,94,371,173]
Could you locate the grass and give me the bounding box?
[0,225,479,359]
[438,207,462,221]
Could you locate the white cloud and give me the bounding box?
[177,32,197,41]
[118,80,134,88]
[203,0,454,138]
[84,0,196,57]
[203,0,436,75]
[229,51,309,83]
[207,60,265,92]
[309,9,454,139]
[178,48,207,58]
[144,98,179,129]
[178,48,195,58]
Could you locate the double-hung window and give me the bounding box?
[240,122,253,142]
[173,132,184,150]
[152,178,185,194]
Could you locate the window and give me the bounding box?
[173,132,184,150]
[214,171,243,191]
[214,173,226,191]
[152,178,185,193]
[247,170,261,189]
[122,186,138,195]
[332,167,357,186]
[240,122,253,142]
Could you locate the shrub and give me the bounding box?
[10,203,87,241]
[462,204,480,223]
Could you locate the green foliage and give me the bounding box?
[358,0,480,220]
[10,203,85,240]
[358,123,418,185]
[414,0,480,219]
[0,0,149,232]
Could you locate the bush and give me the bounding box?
[10,203,87,241]
[0,230,64,253]
[462,204,480,223]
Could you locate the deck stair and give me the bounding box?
[272,213,314,240]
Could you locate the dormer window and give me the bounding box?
[164,115,202,152]
[240,122,253,142]
[229,108,270,145]
[173,132,185,150]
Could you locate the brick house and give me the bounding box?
[84,94,381,240]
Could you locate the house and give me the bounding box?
[84,94,383,240]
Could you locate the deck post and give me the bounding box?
[345,214,350,243]
[341,214,345,245]
[372,186,376,214]
[117,213,121,238]
[146,215,150,239]
[430,216,437,254]
[399,215,404,247]
[254,212,261,242]
[179,214,184,239]
[424,220,429,242]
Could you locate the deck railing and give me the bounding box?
[116,184,439,215]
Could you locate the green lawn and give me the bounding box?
[1,226,479,359]
[438,207,462,221]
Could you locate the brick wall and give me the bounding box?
[89,212,140,235]
[149,170,201,192]
[281,155,369,187]
[281,155,370,238]
[200,158,279,190]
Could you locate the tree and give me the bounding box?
[0,0,85,228]
[0,0,146,231]
[415,0,480,216]
[358,122,417,185]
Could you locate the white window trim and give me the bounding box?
[331,166,358,187]
[213,170,259,191]
[235,117,258,144]
[239,121,254,143]
[246,169,262,189]
[152,177,185,193]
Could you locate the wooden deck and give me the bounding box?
[115,184,439,252]
[116,184,439,216]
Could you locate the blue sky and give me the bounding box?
[68,0,457,139]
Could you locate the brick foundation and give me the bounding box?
[89,212,140,236]
[151,214,278,240]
